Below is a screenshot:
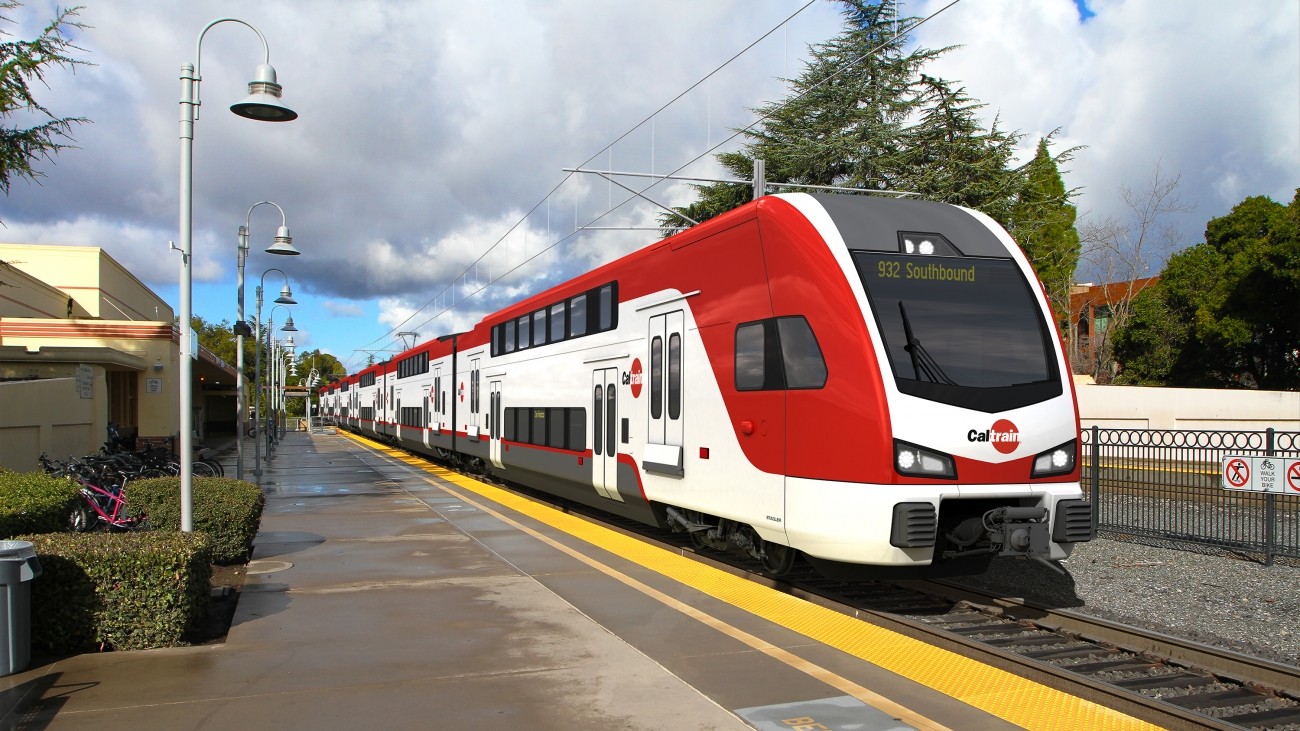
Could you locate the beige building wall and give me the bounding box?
[0,373,106,472]
[0,244,238,470]
[0,262,92,319]
[0,244,173,322]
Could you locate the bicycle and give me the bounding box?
[40,454,148,532]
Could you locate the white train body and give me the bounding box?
[324,193,1092,578]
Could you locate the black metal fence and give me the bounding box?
[1082,427,1300,565]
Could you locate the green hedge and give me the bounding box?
[0,470,81,537]
[23,531,212,654]
[127,477,264,564]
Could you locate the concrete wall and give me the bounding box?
[1077,384,1300,432]
[0,374,108,472]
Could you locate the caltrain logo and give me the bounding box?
[968,419,1020,454]
[628,358,643,398]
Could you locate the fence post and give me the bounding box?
[1265,428,1276,567]
[1090,425,1100,536]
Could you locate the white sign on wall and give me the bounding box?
[146,378,163,394]
[75,364,94,399]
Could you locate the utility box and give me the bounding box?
[0,540,42,676]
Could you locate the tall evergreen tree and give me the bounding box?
[663,0,1036,232]
[664,0,944,228]
[1008,137,1081,324]
[0,2,88,218]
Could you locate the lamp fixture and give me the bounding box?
[230,63,298,122]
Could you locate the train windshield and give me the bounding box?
[853,251,1062,412]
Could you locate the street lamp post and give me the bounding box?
[253,271,296,481]
[235,201,299,481]
[266,306,296,454]
[178,18,296,532]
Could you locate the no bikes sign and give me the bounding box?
[1221,455,1300,494]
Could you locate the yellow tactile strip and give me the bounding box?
[343,433,1164,731]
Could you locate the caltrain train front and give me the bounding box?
[753,194,1092,579]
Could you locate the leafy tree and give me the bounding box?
[1111,190,1300,389]
[0,2,89,216]
[1008,137,1080,325]
[1074,164,1188,380]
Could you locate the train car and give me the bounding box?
[341,192,1093,578]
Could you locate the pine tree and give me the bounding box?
[663,0,1032,231]
[664,0,945,228]
[0,2,89,213]
[1008,137,1081,324]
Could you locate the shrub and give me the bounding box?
[24,531,212,654]
[0,471,81,538]
[127,477,264,564]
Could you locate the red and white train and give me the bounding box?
[321,193,1092,578]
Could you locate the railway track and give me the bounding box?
[367,436,1300,730]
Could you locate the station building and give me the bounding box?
[0,243,238,471]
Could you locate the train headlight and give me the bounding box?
[1031,440,1076,478]
[894,440,956,479]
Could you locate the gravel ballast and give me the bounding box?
[949,536,1300,667]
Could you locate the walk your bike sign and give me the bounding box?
[1221,455,1300,494]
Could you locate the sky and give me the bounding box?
[2,0,1297,373]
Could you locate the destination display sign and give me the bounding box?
[1221,455,1300,494]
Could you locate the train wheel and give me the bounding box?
[760,541,797,576]
[686,511,727,551]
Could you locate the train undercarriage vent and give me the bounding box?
[1052,499,1095,543]
[890,502,937,548]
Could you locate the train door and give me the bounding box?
[591,367,622,501]
[421,392,429,446]
[467,357,481,439]
[645,311,685,476]
[489,380,503,469]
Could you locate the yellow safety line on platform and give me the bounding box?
[342,433,1162,731]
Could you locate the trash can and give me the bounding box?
[0,540,42,676]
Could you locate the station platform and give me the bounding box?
[1,431,1159,730]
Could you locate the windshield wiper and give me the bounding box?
[898,301,957,386]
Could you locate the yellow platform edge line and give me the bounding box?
[341,432,1164,731]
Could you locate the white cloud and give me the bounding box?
[4,0,1295,361]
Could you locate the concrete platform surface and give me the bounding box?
[0,431,1147,731]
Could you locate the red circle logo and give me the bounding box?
[630,358,643,398]
[991,419,1020,454]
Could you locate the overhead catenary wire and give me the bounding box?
[350,0,965,369]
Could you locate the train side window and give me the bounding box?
[504,321,516,353]
[778,316,827,389]
[550,302,565,342]
[650,335,663,419]
[593,384,603,455]
[515,407,530,444]
[548,407,565,447]
[517,315,531,350]
[598,284,615,332]
[567,408,586,452]
[532,310,547,347]
[504,407,516,441]
[668,332,682,418]
[606,381,617,456]
[531,408,547,446]
[735,322,766,390]
[570,294,588,337]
